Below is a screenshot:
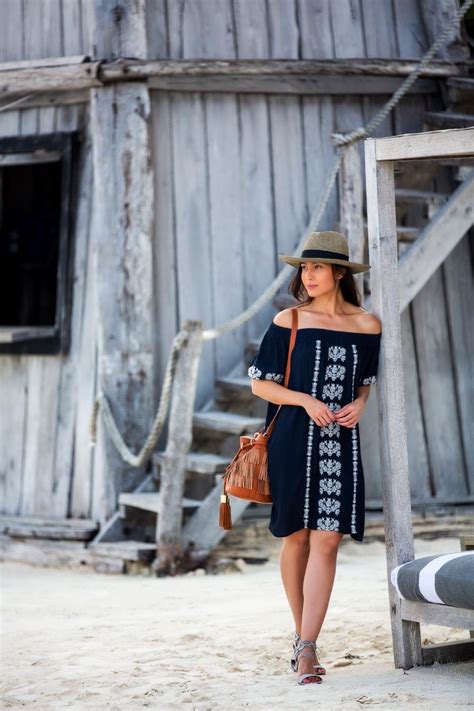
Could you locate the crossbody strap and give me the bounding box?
[263,307,298,438]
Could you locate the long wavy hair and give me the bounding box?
[287,263,362,307]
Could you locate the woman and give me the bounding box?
[247,231,382,686]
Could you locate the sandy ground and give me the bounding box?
[1,536,473,710]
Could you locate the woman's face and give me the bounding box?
[300,261,336,295]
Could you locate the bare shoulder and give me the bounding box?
[272,308,293,329]
[359,310,382,334]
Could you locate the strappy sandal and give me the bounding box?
[294,639,323,685]
[291,632,326,675]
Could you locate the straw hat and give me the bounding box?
[278,231,370,274]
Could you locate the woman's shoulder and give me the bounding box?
[272,309,293,329]
[357,309,382,335]
[272,306,382,334]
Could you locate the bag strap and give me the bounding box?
[262,307,298,438]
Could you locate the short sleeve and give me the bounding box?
[247,323,289,384]
[357,336,381,386]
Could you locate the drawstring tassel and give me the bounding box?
[219,493,232,530]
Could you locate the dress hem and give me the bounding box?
[269,523,363,543]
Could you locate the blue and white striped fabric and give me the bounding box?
[390,552,474,610]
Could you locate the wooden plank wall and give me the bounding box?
[0,0,96,519]
[0,0,471,520]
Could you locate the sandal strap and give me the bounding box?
[295,639,317,659]
[294,634,320,649]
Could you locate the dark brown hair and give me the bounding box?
[288,263,362,306]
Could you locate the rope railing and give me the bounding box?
[89,0,473,464]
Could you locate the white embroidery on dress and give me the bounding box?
[362,375,376,385]
[321,422,340,437]
[328,345,346,362]
[325,364,346,381]
[320,459,342,477]
[316,517,339,531]
[351,344,359,535]
[322,383,344,400]
[319,478,342,496]
[247,365,262,379]
[318,497,341,516]
[319,440,341,458]
[265,372,284,383]
[314,343,346,534]
[304,339,321,528]
[248,364,284,382]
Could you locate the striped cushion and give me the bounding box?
[390,552,474,610]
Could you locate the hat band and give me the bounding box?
[301,249,349,261]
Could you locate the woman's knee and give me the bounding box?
[309,530,343,554]
[282,528,310,549]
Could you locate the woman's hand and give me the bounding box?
[333,397,366,428]
[304,395,336,427]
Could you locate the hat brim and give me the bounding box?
[278,255,370,274]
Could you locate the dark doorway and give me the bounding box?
[0,160,62,326]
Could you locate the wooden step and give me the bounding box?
[0,515,99,541]
[395,188,448,205]
[153,450,232,474]
[216,375,252,396]
[193,410,264,435]
[182,480,252,551]
[88,540,157,562]
[118,492,201,514]
[447,77,474,103]
[424,111,474,129]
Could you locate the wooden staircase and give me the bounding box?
[90,76,474,567]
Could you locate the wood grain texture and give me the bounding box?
[364,139,421,669]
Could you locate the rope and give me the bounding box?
[203,0,473,338]
[332,0,474,147]
[91,0,473,464]
[89,328,189,467]
[0,94,35,112]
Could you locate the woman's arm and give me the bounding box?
[251,379,311,409]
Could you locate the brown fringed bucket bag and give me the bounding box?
[219,308,298,530]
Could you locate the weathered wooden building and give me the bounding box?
[0,0,472,569]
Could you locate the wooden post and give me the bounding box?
[364,138,422,670]
[89,0,155,520]
[153,322,204,576]
[339,142,365,295]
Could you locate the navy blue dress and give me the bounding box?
[247,321,381,542]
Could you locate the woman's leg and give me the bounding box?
[297,530,344,677]
[301,530,343,638]
[279,529,310,635]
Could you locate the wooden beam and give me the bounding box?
[374,127,474,161]
[147,75,437,95]
[101,58,472,80]
[0,62,102,98]
[89,0,156,521]
[421,639,474,665]
[0,54,90,71]
[364,139,422,670]
[339,143,365,294]
[154,322,203,575]
[400,599,474,629]
[0,57,471,101]
[398,173,474,311]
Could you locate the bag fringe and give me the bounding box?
[223,444,271,497]
[219,495,232,530]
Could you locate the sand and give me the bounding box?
[1,536,473,710]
